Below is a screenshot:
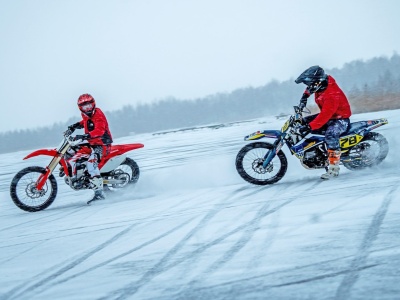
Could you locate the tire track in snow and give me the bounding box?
[279,187,379,237]
[333,185,397,300]
[100,185,275,300]
[0,207,82,232]
[51,217,196,286]
[170,181,305,284]
[244,183,377,273]
[105,181,315,299]
[3,222,140,300]
[174,180,322,297]
[1,191,207,249]
[2,192,207,299]
[172,264,380,300]
[164,244,385,300]
[171,181,302,289]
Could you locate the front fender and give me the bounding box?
[244,130,282,141]
[24,148,69,177]
[24,149,58,160]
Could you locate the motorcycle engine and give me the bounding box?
[64,161,91,190]
[301,145,328,169]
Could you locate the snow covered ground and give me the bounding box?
[0,109,399,300]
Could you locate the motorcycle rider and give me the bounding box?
[295,66,352,179]
[65,94,113,201]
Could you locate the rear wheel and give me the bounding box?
[10,166,58,212]
[103,157,140,191]
[236,142,288,185]
[342,132,389,170]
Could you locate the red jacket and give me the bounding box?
[308,76,352,130]
[79,108,113,146]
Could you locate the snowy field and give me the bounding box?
[0,109,399,300]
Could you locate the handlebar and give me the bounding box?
[293,104,311,127]
[63,134,85,147]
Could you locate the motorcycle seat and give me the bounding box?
[344,121,368,135]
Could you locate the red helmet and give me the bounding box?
[77,94,96,116]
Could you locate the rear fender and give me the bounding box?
[347,118,388,135]
[365,118,388,132]
[244,130,282,141]
[100,154,127,172]
[340,118,388,149]
[100,143,144,170]
[106,143,144,157]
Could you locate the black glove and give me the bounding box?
[298,124,311,136]
[65,122,82,136]
[64,128,74,136]
[73,134,90,141]
[298,102,306,110]
[298,91,310,110]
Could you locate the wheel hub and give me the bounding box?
[25,182,46,199]
[110,170,130,188]
[252,158,273,174]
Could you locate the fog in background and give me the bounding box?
[1,52,399,154]
[1,0,399,133]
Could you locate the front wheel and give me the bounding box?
[236,142,288,185]
[10,166,58,212]
[342,132,389,170]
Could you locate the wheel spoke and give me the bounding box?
[236,142,287,185]
[10,167,58,212]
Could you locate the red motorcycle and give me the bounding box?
[10,133,144,212]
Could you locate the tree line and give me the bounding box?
[1,54,399,154]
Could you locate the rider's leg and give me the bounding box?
[87,146,105,200]
[321,119,350,180]
[67,147,90,178]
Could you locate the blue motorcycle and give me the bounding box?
[236,106,389,185]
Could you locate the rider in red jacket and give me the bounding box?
[66,94,113,202]
[296,66,352,180]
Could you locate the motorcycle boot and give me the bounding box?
[88,176,106,203]
[321,150,341,180]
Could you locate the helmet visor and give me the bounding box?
[78,100,95,113]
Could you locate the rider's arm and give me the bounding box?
[69,121,84,130]
[299,89,311,108]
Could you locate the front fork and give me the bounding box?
[262,139,284,168]
[36,155,62,190]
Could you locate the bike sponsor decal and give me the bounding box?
[245,131,265,140]
[340,134,363,148]
[275,141,284,153]
[281,120,290,132]
[245,130,281,140]
[368,118,388,126]
[303,141,316,151]
[369,125,381,131]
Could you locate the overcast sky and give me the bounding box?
[1,0,399,133]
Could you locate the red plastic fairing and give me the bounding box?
[106,144,144,158]
[24,149,58,160]
[99,143,144,169]
[24,149,70,177]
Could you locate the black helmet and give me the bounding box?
[295,65,328,93]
